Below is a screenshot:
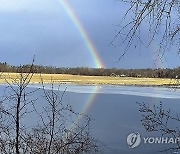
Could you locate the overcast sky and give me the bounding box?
[0,0,179,68]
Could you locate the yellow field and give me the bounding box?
[0,72,179,86]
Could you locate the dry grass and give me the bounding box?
[0,72,178,86]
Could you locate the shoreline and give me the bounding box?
[0,81,179,89]
[0,72,179,88]
[1,82,179,90]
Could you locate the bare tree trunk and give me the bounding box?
[47,91,56,154]
[15,97,21,154]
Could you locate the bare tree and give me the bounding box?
[137,101,180,153]
[0,60,36,154]
[26,81,99,154]
[112,0,179,61]
[0,62,99,153]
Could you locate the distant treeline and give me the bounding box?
[0,62,180,78]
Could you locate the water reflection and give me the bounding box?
[0,84,179,153]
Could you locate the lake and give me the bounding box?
[0,84,180,154]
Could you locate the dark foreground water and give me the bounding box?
[0,84,180,154]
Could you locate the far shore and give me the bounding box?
[0,72,179,87]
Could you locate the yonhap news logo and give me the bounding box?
[127,132,141,148]
[127,132,180,149]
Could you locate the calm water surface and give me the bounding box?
[0,84,180,154]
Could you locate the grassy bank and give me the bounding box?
[0,72,179,86]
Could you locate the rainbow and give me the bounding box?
[80,85,101,114]
[69,85,101,130]
[57,0,104,130]
[151,41,168,68]
[58,0,105,68]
